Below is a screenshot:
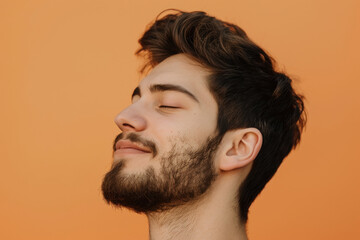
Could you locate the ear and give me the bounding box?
[219,128,263,171]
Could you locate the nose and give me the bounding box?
[114,105,147,132]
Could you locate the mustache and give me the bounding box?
[113,132,158,157]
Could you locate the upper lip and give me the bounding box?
[115,140,151,153]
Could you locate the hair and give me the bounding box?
[135,9,307,224]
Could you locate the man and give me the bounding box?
[102,10,306,240]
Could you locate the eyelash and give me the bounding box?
[159,105,179,109]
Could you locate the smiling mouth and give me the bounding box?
[114,140,152,156]
[113,147,152,161]
[115,147,151,154]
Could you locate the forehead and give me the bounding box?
[139,54,212,98]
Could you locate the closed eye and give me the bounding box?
[159,105,180,109]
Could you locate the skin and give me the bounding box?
[113,54,263,240]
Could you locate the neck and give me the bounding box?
[145,174,248,240]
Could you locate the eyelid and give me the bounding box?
[159,105,180,109]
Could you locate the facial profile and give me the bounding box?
[101,54,222,213]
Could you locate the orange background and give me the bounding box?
[1,0,359,239]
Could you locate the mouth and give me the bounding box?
[114,140,152,155]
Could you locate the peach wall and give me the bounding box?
[1,0,359,239]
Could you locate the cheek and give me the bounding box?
[190,109,218,140]
[192,123,217,144]
[148,108,217,151]
[170,113,217,145]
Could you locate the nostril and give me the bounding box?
[122,123,134,128]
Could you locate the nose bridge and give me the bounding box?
[114,102,147,132]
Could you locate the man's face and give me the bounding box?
[101,54,221,212]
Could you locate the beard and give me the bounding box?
[101,132,223,213]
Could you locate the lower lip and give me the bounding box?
[113,148,151,155]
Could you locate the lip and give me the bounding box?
[115,140,151,154]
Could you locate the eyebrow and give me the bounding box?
[131,84,199,103]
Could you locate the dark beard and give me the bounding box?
[101,133,223,213]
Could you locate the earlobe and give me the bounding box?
[219,128,263,171]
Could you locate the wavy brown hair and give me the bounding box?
[135,9,306,223]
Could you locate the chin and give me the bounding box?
[114,158,159,175]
